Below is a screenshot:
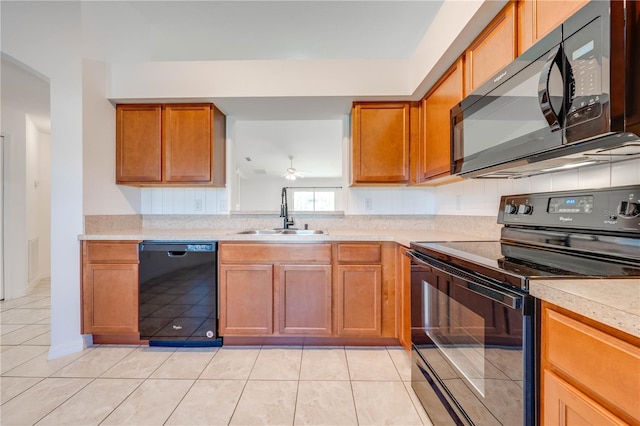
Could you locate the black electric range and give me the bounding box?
[409,185,640,426]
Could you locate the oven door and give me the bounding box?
[408,250,537,426]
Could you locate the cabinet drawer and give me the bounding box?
[220,243,331,263]
[84,241,139,263]
[337,243,381,263]
[544,308,640,421]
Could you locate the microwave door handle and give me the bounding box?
[538,45,565,131]
[406,251,522,309]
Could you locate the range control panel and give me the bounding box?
[498,185,640,233]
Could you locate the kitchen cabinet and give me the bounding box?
[218,243,332,337]
[541,302,640,425]
[81,241,141,343]
[465,1,516,93]
[335,243,385,337]
[218,264,273,335]
[219,241,398,345]
[351,102,411,185]
[518,0,589,55]
[418,57,465,181]
[397,245,411,352]
[116,103,226,186]
[278,264,332,335]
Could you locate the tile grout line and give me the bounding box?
[291,345,305,426]
[159,346,221,425]
[343,347,361,426]
[225,344,262,425]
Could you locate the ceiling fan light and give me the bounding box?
[285,173,296,181]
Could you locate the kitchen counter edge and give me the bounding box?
[78,228,489,248]
[529,278,640,338]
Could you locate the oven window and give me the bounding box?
[416,271,528,425]
[425,280,486,396]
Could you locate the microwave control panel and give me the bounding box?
[564,17,604,129]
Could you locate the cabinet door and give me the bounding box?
[277,264,332,335]
[543,370,626,426]
[465,2,516,93]
[163,104,213,183]
[82,263,139,334]
[116,105,162,183]
[420,58,464,181]
[219,264,273,335]
[542,305,640,422]
[336,265,382,336]
[352,102,410,184]
[518,0,589,55]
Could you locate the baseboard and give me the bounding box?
[47,336,86,360]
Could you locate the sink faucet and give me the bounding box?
[280,187,295,229]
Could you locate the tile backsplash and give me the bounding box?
[141,188,227,215]
[140,159,640,216]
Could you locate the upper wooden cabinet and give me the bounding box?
[418,57,465,182]
[116,105,162,183]
[518,0,589,55]
[465,2,517,93]
[116,103,226,186]
[352,102,411,185]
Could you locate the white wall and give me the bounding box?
[2,1,85,359]
[25,116,51,286]
[0,106,28,299]
[83,59,141,215]
[38,132,51,280]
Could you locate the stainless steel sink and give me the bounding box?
[236,230,281,235]
[280,229,325,235]
[236,229,326,235]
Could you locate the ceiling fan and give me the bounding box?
[283,155,307,181]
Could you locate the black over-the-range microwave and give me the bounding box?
[451,0,640,178]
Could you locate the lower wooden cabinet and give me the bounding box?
[218,241,397,344]
[335,264,382,336]
[541,302,640,425]
[396,245,411,352]
[278,264,332,335]
[543,370,626,425]
[218,243,333,338]
[218,264,273,335]
[81,241,140,340]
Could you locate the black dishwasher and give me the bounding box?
[138,241,221,347]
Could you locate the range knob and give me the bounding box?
[504,204,518,215]
[518,204,533,215]
[618,201,640,218]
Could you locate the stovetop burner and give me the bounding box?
[411,240,640,291]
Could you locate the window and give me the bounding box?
[292,188,337,212]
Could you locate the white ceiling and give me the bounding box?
[3,0,449,132]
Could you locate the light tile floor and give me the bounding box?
[1,279,433,425]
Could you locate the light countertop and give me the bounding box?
[529,278,640,338]
[79,228,492,247]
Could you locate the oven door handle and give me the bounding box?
[406,250,523,309]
